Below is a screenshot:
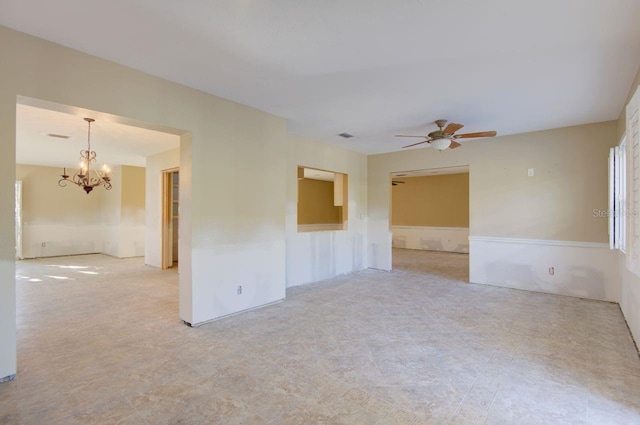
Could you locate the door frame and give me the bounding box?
[161,167,179,270]
[389,165,470,274]
[15,180,23,260]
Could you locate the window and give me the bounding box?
[610,138,626,251]
[297,166,348,232]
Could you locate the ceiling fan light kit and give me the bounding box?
[395,119,497,151]
[428,138,452,151]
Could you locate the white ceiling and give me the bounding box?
[16,104,180,168]
[3,1,640,155]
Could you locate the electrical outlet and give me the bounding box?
[549,267,554,276]
[41,242,46,248]
[237,285,242,295]
[528,168,534,177]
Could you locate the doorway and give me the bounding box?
[162,168,179,269]
[9,96,191,386]
[390,165,470,280]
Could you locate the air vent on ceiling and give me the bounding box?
[395,173,407,177]
[338,133,354,139]
[48,133,70,139]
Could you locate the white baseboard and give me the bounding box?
[392,226,469,253]
[469,236,619,302]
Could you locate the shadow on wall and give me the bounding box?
[485,262,606,300]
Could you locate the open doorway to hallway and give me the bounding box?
[390,166,470,281]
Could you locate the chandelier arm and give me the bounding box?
[59,117,112,194]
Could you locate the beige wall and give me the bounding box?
[15,164,146,259]
[118,166,146,258]
[298,178,341,225]
[392,173,469,227]
[16,164,103,258]
[120,166,145,258]
[101,166,123,257]
[368,121,617,270]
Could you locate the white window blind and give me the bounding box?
[620,140,627,252]
[610,141,626,251]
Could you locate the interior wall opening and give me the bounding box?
[14,96,183,266]
[13,95,190,326]
[297,166,348,232]
[390,165,470,280]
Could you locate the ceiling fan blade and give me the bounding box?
[449,141,462,149]
[402,139,431,148]
[442,123,464,135]
[454,131,497,139]
[395,135,427,138]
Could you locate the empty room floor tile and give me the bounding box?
[0,249,639,424]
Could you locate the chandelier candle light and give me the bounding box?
[58,117,112,194]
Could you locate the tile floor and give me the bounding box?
[0,249,639,424]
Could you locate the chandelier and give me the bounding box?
[58,117,112,194]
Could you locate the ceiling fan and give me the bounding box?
[395,119,497,151]
[391,180,405,186]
